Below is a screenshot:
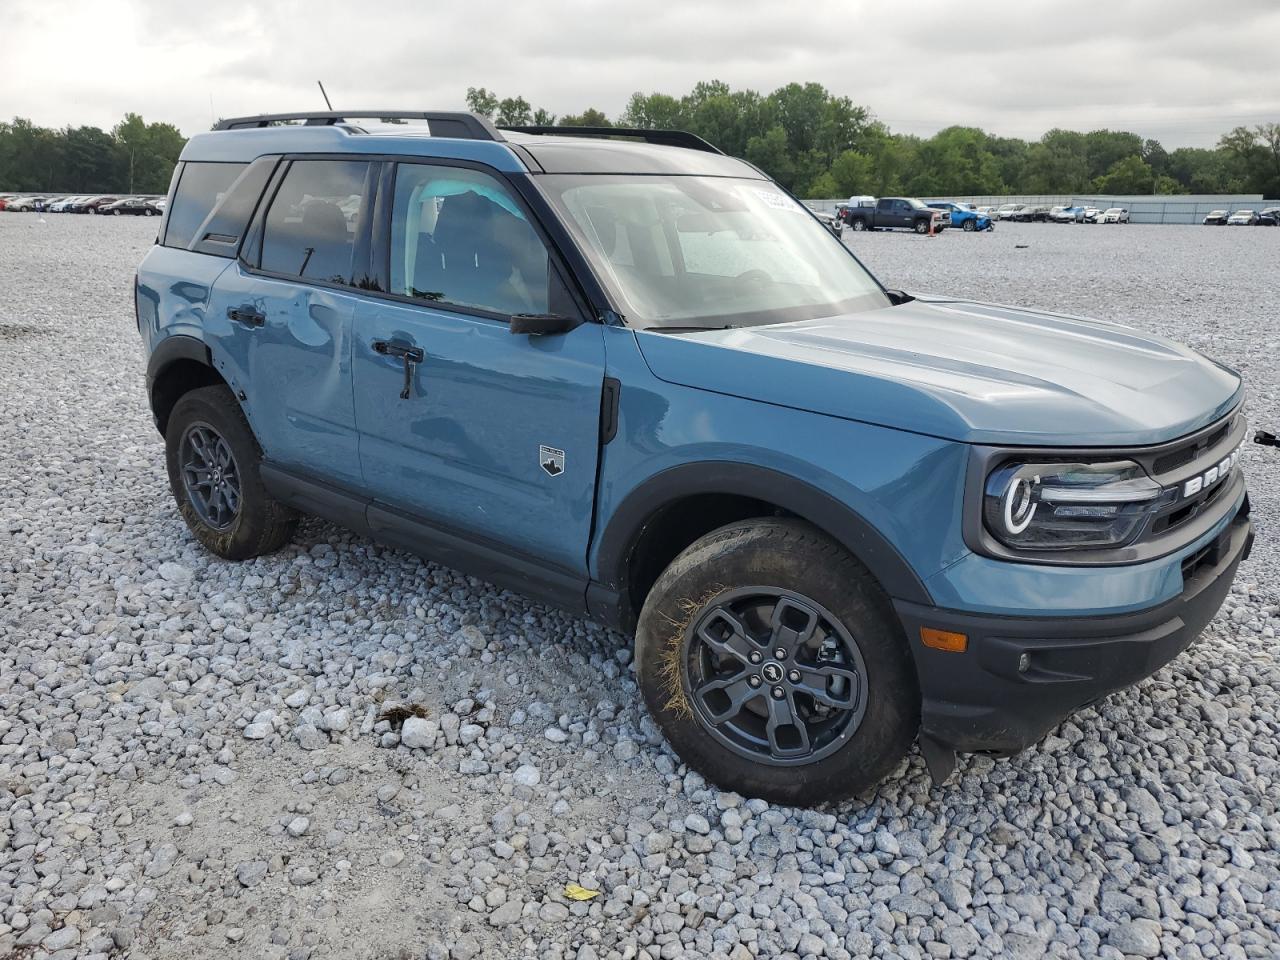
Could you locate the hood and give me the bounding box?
[635,296,1242,446]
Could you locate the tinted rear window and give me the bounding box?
[189,157,278,258]
[163,162,247,249]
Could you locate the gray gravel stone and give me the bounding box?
[1,217,1277,960]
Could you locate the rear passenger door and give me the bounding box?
[351,161,606,579]
[205,158,374,488]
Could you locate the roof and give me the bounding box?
[181,114,761,178]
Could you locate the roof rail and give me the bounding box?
[499,125,723,155]
[213,111,505,141]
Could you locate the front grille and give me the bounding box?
[1152,423,1229,474]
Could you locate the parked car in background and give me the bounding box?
[996,203,1024,220]
[1050,205,1086,223]
[1203,210,1230,225]
[1227,209,1257,226]
[926,201,993,232]
[148,197,168,215]
[49,196,88,213]
[100,197,161,216]
[6,196,47,212]
[844,196,949,233]
[1101,207,1130,224]
[975,205,997,218]
[1015,205,1052,222]
[1082,207,1101,223]
[811,209,844,238]
[80,196,119,214]
[1257,207,1279,226]
[836,195,877,226]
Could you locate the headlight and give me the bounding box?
[983,460,1173,550]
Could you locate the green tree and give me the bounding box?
[465,87,500,118]
[559,108,612,127]
[1092,155,1155,194]
[496,97,532,126]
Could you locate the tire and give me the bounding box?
[635,518,919,805]
[913,219,929,234]
[850,218,867,232]
[164,384,298,561]
[962,219,976,232]
[113,209,121,216]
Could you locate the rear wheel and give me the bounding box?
[635,518,919,805]
[165,385,297,560]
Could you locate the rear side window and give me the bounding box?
[260,160,369,285]
[163,162,247,249]
[189,157,278,257]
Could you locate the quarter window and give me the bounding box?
[164,161,247,249]
[389,164,550,316]
[260,160,369,285]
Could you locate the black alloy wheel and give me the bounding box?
[685,587,869,765]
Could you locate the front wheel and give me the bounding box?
[635,519,919,805]
[165,385,298,560]
[962,219,976,232]
[850,218,867,231]
[913,219,930,234]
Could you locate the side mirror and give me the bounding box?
[510,312,577,336]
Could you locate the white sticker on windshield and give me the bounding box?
[754,189,799,212]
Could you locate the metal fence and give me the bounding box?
[805,194,1280,225]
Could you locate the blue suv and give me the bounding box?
[137,111,1253,805]
[926,201,994,232]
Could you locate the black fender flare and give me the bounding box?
[145,334,212,390]
[591,461,933,628]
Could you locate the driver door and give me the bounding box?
[351,161,605,579]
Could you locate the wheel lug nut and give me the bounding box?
[771,686,785,699]
[774,648,787,660]
[749,651,762,664]
[788,670,801,683]
[748,675,762,688]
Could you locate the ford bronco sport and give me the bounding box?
[137,111,1253,805]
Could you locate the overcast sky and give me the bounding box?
[5,0,1278,147]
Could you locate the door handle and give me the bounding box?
[372,340,425,400]
[372,339,424,362]
[227,306,265,328]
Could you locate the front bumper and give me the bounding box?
[896,498,1253,779]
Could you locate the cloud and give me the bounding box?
[2,0,1277,146]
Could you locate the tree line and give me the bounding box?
[0,114,184,195]
[4,84,1279,200]
[468,81,1280,199]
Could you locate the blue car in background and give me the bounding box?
[927,201,993,232]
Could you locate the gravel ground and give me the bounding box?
[1,214,1277,960]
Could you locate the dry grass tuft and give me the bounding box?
[656,587,725,718]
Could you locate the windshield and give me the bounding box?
[539,174,889,330]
